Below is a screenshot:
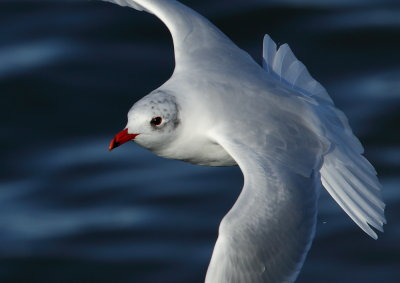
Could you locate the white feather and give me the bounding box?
[262,34,333,103]
[262,33,386,239]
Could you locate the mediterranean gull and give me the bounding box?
[104,0,386,282]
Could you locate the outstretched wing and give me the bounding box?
[262,34,386,238]
[100,0,253,72]
[205,134,321,283]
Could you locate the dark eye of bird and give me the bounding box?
[150,116,162,126]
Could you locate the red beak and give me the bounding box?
[109,128,139,151]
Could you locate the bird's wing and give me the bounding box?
[100,0,253,72]
[262,34,333,104]
[262,34,386,238]
[205,133,321,283]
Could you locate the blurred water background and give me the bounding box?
[1,0,399,282]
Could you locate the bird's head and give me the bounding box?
[109,91,180,153]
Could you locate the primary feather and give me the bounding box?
[262,34,386,238]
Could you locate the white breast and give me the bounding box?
[155,133,237,166]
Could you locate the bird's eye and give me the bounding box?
[150,116,162,126]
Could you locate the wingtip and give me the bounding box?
[365,221,386,240]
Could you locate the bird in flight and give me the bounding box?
[104,0,386,282]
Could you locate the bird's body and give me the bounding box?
[104,0,386,282]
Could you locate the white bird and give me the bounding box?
[104,0,386,282]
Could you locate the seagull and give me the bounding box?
[104,0,386,282]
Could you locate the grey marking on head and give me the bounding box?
[146,90,181,133]
[173,118,180,129]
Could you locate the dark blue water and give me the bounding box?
[1,0,399,282]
